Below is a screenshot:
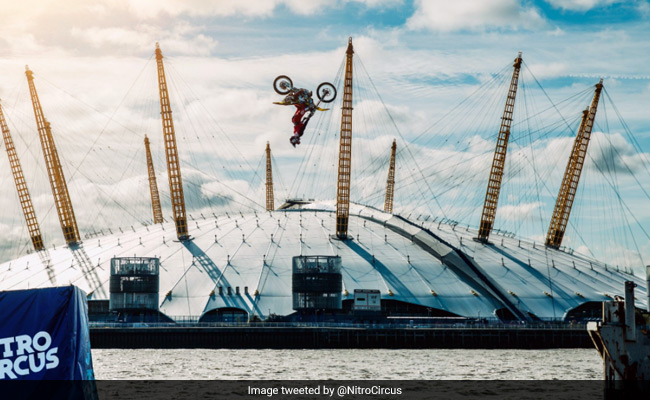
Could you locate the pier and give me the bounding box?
[90,323,591,349]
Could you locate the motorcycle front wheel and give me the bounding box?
[316,82,337,103]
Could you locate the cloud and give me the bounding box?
[523,61,568,79]
[498,202,543,221]
[61,0,396,22]
[640,1,650,16]
[406,0,546,32]
[0,0,342,58]
[126,0,280,18]
[0,1,220,57]
[0,221,32,255]
[588,131,650,175]
[69,23,218,56]
[544,0,622,12]
[283,0,337,15]
[348,0,405,8]
[126,0,400,18]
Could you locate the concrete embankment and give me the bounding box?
[90,326,591,349]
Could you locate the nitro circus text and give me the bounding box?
[0,331,59,379]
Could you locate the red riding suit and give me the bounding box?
[286,88,315,146]
[292,105,308,137]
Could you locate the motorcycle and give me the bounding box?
[273,75,337,146]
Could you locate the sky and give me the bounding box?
[0,0,649,272]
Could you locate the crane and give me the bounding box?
[155,43,189,240]
[384,139,397,214]
[144,135,164,224]
[26,66,80,246]
[546,79,604,249]
[335,37,355,240]
[0,99,44,251]
[475,52,523,243]
[265,142,274,211]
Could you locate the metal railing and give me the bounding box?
[89,320,588,330]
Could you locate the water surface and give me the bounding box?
[92,348,602,380]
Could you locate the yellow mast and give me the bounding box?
[155,43,189,240]
[384,139,397,214]
[265,141,274,211]
[0,99,44,251]
[546,79,603,249]
[144,135,163,224]
[336,37,354,239]
[476,52,523,243]
[26,66,80,246]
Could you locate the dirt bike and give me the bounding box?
[273,75,337,146]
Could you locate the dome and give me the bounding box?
[0,201,645,322]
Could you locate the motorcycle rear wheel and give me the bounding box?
[273,75,293,95]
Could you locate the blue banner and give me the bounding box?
[0,286,94,381]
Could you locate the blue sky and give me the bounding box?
[0,0,648,271]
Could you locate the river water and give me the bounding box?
[92,348,602,380]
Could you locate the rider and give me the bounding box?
[286,88,316,146]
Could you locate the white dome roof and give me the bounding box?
[0,202,646,321]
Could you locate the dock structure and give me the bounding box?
[90,324,592,349]
[588,279,650,383]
